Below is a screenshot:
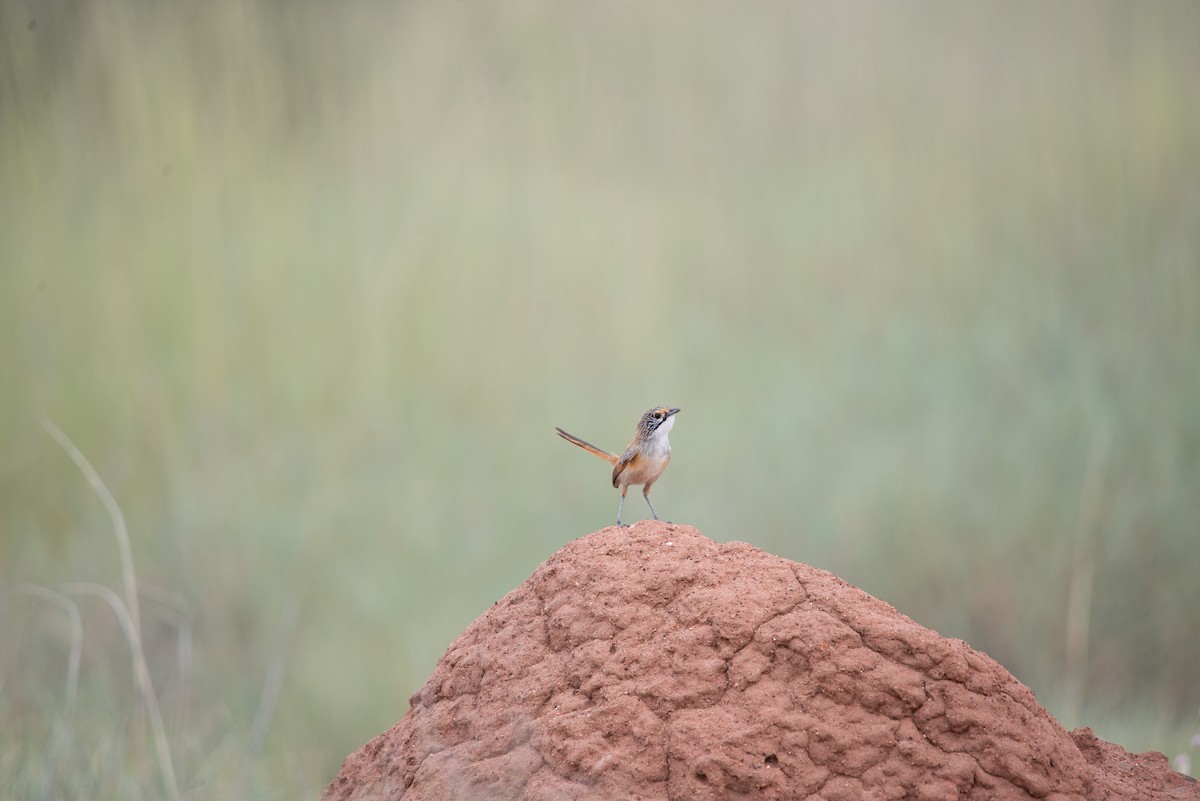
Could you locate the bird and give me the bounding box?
[556,406,680,527]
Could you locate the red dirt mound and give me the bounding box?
[322,522,1196,801]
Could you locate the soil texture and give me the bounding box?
[323,522,1196,801]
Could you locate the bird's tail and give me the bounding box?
[555,428,617,464]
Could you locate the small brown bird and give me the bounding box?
[556,406,680,527]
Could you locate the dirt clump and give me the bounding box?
[323,522,1197,801]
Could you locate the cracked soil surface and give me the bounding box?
[322,522,1197,801]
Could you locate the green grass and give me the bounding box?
[2,2,1199,797]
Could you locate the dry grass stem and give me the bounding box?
[9,583,82,712]
[42,419,181,801]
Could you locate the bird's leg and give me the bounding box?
[644,488,659,521]
[616,486,628,527]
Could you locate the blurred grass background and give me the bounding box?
[2,1,1198,797]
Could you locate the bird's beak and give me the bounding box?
[666,408,681,417]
